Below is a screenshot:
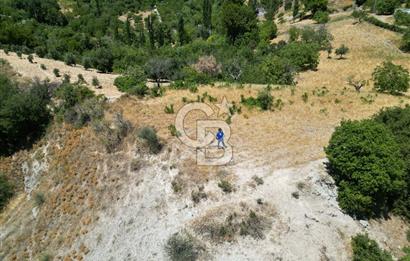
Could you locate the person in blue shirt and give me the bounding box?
[216,128,226,149]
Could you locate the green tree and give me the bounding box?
[375,0,400,15]
[65,53,76,66]
[146,58,174,88]
[147,15,155,49]
[374,106,410,219]
[278,42,320,70]
[352,234,393,261]
[125,16,133,44]
[335,44,349,59]
[95,0,101,16]
[203,0,212,38]
[0,76,51,156]
[13,0,66,25]
[91,48,114,73]
[259,20,278,42]
[372,61,409,95]
[325,119,406,218]
[261,56,296,85]
[177,16,189,45]
[293,0,300,20]
[303,0,328,15]
[221,2,258,43]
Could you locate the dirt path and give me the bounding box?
[0,50,123,100]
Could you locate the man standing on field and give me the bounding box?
[216,128,226,149]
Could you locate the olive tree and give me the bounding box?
[325,119,406,218]
[372,61,409,95]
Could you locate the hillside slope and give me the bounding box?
[0,15,410,261]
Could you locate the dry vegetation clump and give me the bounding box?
[165,231,205,261]
[192,55,222,76]
[191,186,207,204]
[191,203,274,243]
[92,112,132,153]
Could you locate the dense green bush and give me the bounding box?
[313,11,330,24]
[0,75,51,156]
[375,0,401,15]
[395,10,410,26]
[241,87,274,110]
[372,61,409,95]
[325,119,406,218]
[402,30,410,52]
[374,106,410,219]
[278,42,320,70]
[261,56,295,85]
[114,76,148,96]
[0,174,14,211]
[259,20,278,42]
[352,234,393,261]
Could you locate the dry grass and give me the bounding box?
[106,17,410,170]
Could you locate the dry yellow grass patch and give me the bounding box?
[110,17,409,171]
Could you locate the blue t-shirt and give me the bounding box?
[216,131,224,140]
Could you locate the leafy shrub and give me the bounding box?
[64,53,76,66]
[218,180,233,193]
[395,10,410,26]
[62,97,105,128]
[0,76,51,156]
[34,192,45,206]
[241,87,274,111]
[53,68,60,77]
[82,57,92,70]
[92,77,100,87]
[62,74,70,84]
[138,127,162,154]
[164,104,174,114]
[168,124,180,137]
[401,30,410,52]
[375,0,400,15]
[0,174,14,210]
[114,76,148,96]
[299,26,333,50]
[313,11,330,24]
[325,119,406,218]
[335,44,349,59]
[259,20,278,41]
[54,84,94,112]
[165,232,202,261]
[40,64,46,70]
[372,61,409,95]
[352,234,393,261]
[278,42,320,70]
[27,54,34,63]
[77,74,86,84]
